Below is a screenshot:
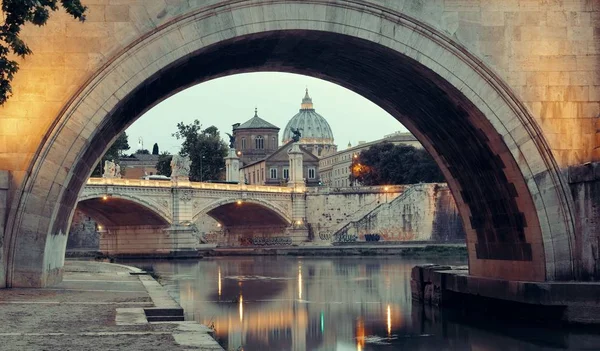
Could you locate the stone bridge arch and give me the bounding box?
[3,1,578,287]
[77,193,172,226]
[192,198,292,227]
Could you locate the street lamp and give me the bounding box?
[200,155,205,182]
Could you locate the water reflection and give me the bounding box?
[139,257,600,351]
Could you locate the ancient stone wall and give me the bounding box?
[569,162,600,280]
[330,184,464,243]
[305,188,404,240]
[66,209,99,250]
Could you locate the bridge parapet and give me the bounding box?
[86,178,299,193]
[307,185,408,194]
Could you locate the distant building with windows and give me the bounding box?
[319,132,421,187]
[232,108,280,166]
[241,141,320,186]
[119,153,160,179]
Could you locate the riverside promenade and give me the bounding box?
[0,261,223,350]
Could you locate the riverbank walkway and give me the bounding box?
[0,261,223,350]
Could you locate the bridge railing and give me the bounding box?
[307,184,407,194]
[86,178,172,187]
[86,178,297,193]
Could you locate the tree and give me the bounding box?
[156,152,172,177]
[350,142,444,185]
[152,143,159,155]
[135,149,150,155]
[91,132,130,176]
[0,1,87,105]
[173,120,227,182]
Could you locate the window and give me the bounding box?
[255,135,264,149]
[283,167,289,180]
[241,137,246,150]
[270,167,278,179]
[272,137,276,148]
[252,171,255,183]
[308,168,316,179]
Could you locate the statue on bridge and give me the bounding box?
[102,160,120,179]
[290,127,302,142]
[170,155,191,181]
[225,132,235,149]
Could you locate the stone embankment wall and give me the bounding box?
[306,186,406,240]
[568,162,600,280]
[67,210,99,250]
[322,184,465,243]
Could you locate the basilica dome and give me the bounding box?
[282,90,335,148]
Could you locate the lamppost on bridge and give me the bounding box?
[200,155,205,182]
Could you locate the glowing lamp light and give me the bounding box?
[102,195,108,200]
[384,186,389,191]
[217,223,222,228]
[296,220,302,225]
[97,225,102,230]
[236,200,242,205]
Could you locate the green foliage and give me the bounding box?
[156,152,172,177]
[91,132,130,177]
[152,143,159,155]
[350,142,444,185]
[0,0,87,105]
[173,120,227,182]
[135,149,150,155]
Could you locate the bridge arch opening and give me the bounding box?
[76,196,171,228]
[5,2,575,287]
[202,199,291,247]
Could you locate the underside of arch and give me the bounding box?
[76,197,170,227]
[200,199,291,228]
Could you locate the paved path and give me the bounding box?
[0,260,223,351]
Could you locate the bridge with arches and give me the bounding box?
[78,177,307,255]
[0,0,599,319]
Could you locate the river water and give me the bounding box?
[130,256,600,351]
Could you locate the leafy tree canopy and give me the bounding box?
[173,120,227,182]
[350,142,444,185]
[156,152,172,177]
[135,149,150,155]
[152,143,159,155]
[0,0,87,105]
[91,132,129,177]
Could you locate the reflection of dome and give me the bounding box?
[282,89,335,145]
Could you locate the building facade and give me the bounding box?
[119,153,160,179]
[319,132,421,187]
[241,141,320,187]
[232,108,280,166]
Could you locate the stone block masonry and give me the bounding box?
[310,184,464,243]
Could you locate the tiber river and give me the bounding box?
[128,256,600,351]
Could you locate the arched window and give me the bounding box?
[241,137,246,150]
[255,135,264,149]
[272,136,276,148]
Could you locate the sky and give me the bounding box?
[126,72,408,154]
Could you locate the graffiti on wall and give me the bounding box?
[239,236,293,246]
[333,232,357,243]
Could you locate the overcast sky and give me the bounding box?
[126,72,408,154]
